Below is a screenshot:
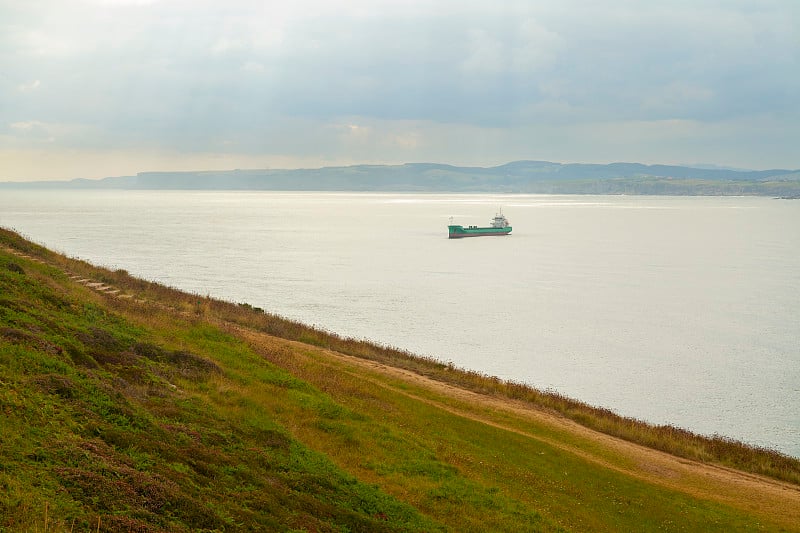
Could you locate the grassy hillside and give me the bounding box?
[1,228,799,532]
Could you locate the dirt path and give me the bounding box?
[237,330,800,529]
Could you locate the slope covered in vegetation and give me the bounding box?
[1,228,798,532]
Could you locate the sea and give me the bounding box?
[1,190,798,457]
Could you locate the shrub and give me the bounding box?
[6,262,24,275]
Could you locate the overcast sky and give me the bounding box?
[2,0,798,181]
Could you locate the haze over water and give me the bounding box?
[2,190,798,457]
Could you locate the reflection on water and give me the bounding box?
[1,191,799,457]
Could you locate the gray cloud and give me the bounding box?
[1,0,798,180]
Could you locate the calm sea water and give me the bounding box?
[1,190,798,456]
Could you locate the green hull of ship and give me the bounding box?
[448,225,512,238]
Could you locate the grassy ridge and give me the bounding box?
[13,225,793,486]
[1,227,799,531]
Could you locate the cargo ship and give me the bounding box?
[448,211,512,238]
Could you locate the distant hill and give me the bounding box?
[3,161,800,195]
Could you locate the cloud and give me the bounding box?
[8,121,56,142]
[640,83,715,119]
[10,121,45,130]
[459,17,561,75]
[3,120,98,148]
[89,0,162,5]
[0,0,798,180]
[17,79,41,92]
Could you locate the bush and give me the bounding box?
[6,262,24,275]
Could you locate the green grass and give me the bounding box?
[1,227,799,532]
[0,246,440,532]
[259,349,771,532]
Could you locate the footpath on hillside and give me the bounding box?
[3,239,800,530]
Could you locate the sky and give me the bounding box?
[1,0,799,181]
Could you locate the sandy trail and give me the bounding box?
[236,329,800,529]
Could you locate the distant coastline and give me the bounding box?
[3,160,799,196]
